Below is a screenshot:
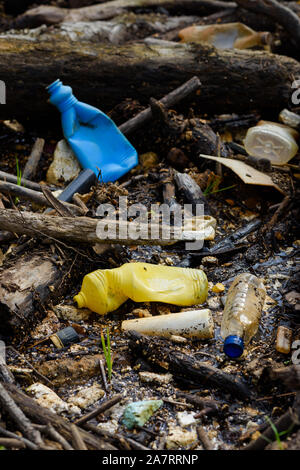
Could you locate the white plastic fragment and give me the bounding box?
[26,383,81,416]
[122,309,214,339]
[67,383,105,409]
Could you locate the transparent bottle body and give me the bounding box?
[220,273,266,345]
[179,23,269,50]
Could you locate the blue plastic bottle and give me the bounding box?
[47,79,138,183]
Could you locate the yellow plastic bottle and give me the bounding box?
[74,263,208,315]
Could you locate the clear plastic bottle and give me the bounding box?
[221,273,266,358]
[244,120,299,165]
[178,23,271,50]
[74,262,208,315]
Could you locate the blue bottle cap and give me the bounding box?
[224,335,244,358]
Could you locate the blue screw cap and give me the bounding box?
[224,335,244,358]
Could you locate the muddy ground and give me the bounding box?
[0,0,300,453]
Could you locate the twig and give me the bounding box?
[41,185,73,217]
[74,394,123,426]
[7,346,54,388]
[23,138,45,180]
[0,181,82,215]
[197,425,214,450]
[0,170,44,192]
[70,423,88,450]
[0,424,38,450]
[0,382,43,446]
[0,438,26,449]
[261,196,291,235]
[99,359,109,392]
[34,423,74,450]
[119,76,201,136]
[83,422,150,451]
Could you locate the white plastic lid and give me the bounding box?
[244,122,298,165]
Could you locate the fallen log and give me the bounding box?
[0,209,216,246]
[12,0,236,28]
[0,39,299,123]
[128,330,250,399]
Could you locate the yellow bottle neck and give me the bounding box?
[74,291,87,308]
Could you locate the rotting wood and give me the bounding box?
[0,209,216,246]
[0,40,299,124]
[127,331,250,399]
[12,0,237,28]
[23,137,45,180]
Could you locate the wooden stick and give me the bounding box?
[0,382,43,446]
[128,331,250,399]
[41,185,73,217]
[2,382,118,450]
[0,209,214,246]
[0,425,38,450]
[23,138,45,180]
[74,394,123,426]
[0,181,83,215]
[197,425,214,450]
[70,423,88,450]
[0,437,26,449]
[0,170,44,192]
[120,76,201,136]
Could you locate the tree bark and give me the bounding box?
[0,209,216,246]
[0,251,64,338]
[0,39,299,124]
[11,0,236,28]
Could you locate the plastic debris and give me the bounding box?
[212,283,225,293]
[275,325,293,354]
[221,273,266,358]
[47,79,138,182]
[139,372,173,385]
[27,383,80,416]
[74,263,208,315]
[279,109,300,130]
[244,120,299,165]
[50,326,80,349]
[46,139,81,184]
[179,23,271,50]
[166,425,198,449]
[122,399,163,429]
[67,383,105,409]
[200,154,285,194]
[121,308,214,339]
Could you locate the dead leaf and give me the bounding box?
[199,154,285,194]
